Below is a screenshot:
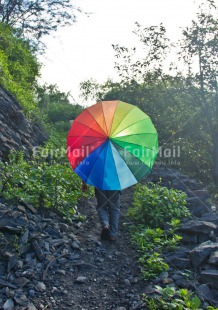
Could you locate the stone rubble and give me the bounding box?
[0,165,217,309]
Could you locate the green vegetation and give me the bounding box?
[131,220,182,253]
[0,150,83,218]
[127,183,189,281]
[0,0,79,46]
[0,120,87,218]
[128,182,190,228]
[143,286,202,310]
[80,1,218,190]
[0,23,39,115]
[0,19,84,217]
[37,84,83,123]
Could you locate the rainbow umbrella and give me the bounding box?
[67,100,158,190]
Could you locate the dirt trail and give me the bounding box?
[33,187,146,310]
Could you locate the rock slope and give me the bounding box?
[0,166,218,309]
[0,85,47,161]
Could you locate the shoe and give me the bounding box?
[101,226,110,240]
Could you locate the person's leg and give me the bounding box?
[107,190,121,238]
[95,188,109,228]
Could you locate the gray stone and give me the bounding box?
[75,262,95,271]
[27,303,37,310]
[159,271,169,280]
[124,279,131,286]
[0,85,47,161]
[28,290,35,297]
[19,229,29,245]
[57,269,66,275]
[35,281,46,291]
[13,277,30,288]
[3,298,14,310]
[209,251,218,265]
[180,233,198,244]
[31,239,45,261]
[199,270,218,288]
[71,241,81,250]
[190,241,218,268]
[7,254,18,273]
[179,220,217,235]
[74,276,87,283]
[186,197,211,217]
[200,213,218,225]
[14,294,30,306]
[0,279,17,289]
[196,284,217,305]
[172,258,191,269]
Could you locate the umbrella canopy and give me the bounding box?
[67,100,158,190]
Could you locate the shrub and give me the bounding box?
[143,285,202,310]
[131,220,182,253]
[128,182,190,228]
[139,252,169,280]
[0,151,83,218]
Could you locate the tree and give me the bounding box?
[180,0,218,185]
[0,0,79,41]
[80,1,218,187]
[0,23,40,114]
[37,84,83,123]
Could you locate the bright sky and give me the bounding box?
[38,0,199,106]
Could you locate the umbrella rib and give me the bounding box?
[111,139,158,152]
[112,133,158,137]
[111,118,154,137]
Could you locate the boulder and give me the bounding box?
[190,241,218,268]
[178,220,217,244]
[186,197,212,217]
[199,270,218,288]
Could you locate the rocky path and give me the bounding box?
[1,165,218,309]
[33,187,146,310]
[0,187,147,310]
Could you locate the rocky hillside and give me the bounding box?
[0,165,217,309]
[0,85,47,161]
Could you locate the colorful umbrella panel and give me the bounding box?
[67,100,158,190]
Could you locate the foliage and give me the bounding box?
[0,23,39,115]
[131,220,182,253]
[128,182,190,228]
[79,1,218,187]
[143,285,202,310]
[37,84,83,123]
[0,148,83,218]
[128,220,181,280]
[139,252,169,280]
[0,0,79,43]
[126,184,188,281]
[179,1,218,186]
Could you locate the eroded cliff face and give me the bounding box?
[0,85,47,161]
